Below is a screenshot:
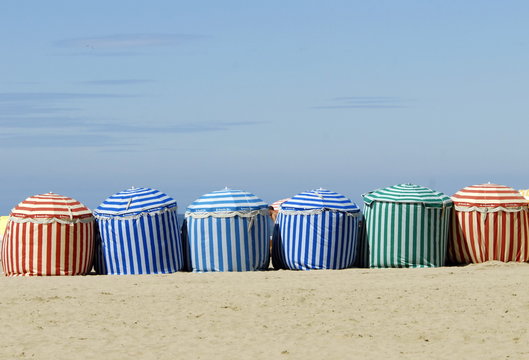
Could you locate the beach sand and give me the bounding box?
[1,262,528,359]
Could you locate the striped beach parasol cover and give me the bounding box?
[448,183,529,264]
[271,198,290,211]
[93,187,183,275]
[184,188,270,272]
[272,188,361,270]
[361,184,452,268]
[1,193,95,276]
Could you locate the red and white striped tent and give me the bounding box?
[448,183,529,264]
[1,193,95,276]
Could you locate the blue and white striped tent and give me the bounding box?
[93,187,183,275]
[272,188,361,270]
[184,188,270,272]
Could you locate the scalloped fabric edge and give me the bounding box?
[185,209,270,219]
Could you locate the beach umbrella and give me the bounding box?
[448,183,529,264]
[184,188,270,272]
[93,187,183,275]
[361,184,452,268]
[272,188,361,270]
[1,193,95,276]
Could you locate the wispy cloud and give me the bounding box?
[0,92,131,102]
[0,120,263,149]
[312,96,409,109]
[0,116,92,128]
[0,89,263,149]
[1,105,80,117]
[3,118,262,133]
[0,92,134,119]
[77,79,154,86]
[55,33,203,50]
[0,134,125,148]
[87,121,264,134]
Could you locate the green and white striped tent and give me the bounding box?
[360,184,452,268]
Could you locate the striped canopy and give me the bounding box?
[2,193,95,276]
[360,184,452,268]
[452,184,528,210]
[94,187,177,218]
[93,187,182,275]
[186,188,268,215]
[281,189,359,213]
[10,193,93,222]
[363,184,452,208]
[449,183,529,264]
[271,198,290,211]
[184,188,269,272]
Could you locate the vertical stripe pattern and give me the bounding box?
[272,212,360,270]
[1,193,95,276]
[185,188,270,272]
[272,189,360,270]
[361,184,452,268]
[94,209,183,274]
[93,187,183,275]
[448,184,529,264]
[184,214,270,272]
[362,202,451,268]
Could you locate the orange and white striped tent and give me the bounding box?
[270,198,289,223]
[1,193,95,276]
[448,183,529,264]
[271,198,290,211]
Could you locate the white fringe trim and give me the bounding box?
[279,208,362,217]
[185,209,270,219]
[9,216,94,225]
[454,205,528,213]
[94,206,177,221]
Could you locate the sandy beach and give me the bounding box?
[0,262,528,359]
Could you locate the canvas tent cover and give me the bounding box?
[363,183,452,208]
[186,188,269,218]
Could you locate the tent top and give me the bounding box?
[363,184,452,208]
[186,188,268,214]
[281,188,360,213]
[452,183,528,209]
[10,193,93,223]
[94,187,177,218]
[271,198,290,211]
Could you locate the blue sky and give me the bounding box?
[2,1,529,213]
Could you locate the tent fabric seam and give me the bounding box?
[453,205,528,213]
[8,216,94,225]
[185,208,269,219]
[278,208,362,216]
[94,206,177,220]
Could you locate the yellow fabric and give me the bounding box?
[0,216,8,238]
[520,189,529,200]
